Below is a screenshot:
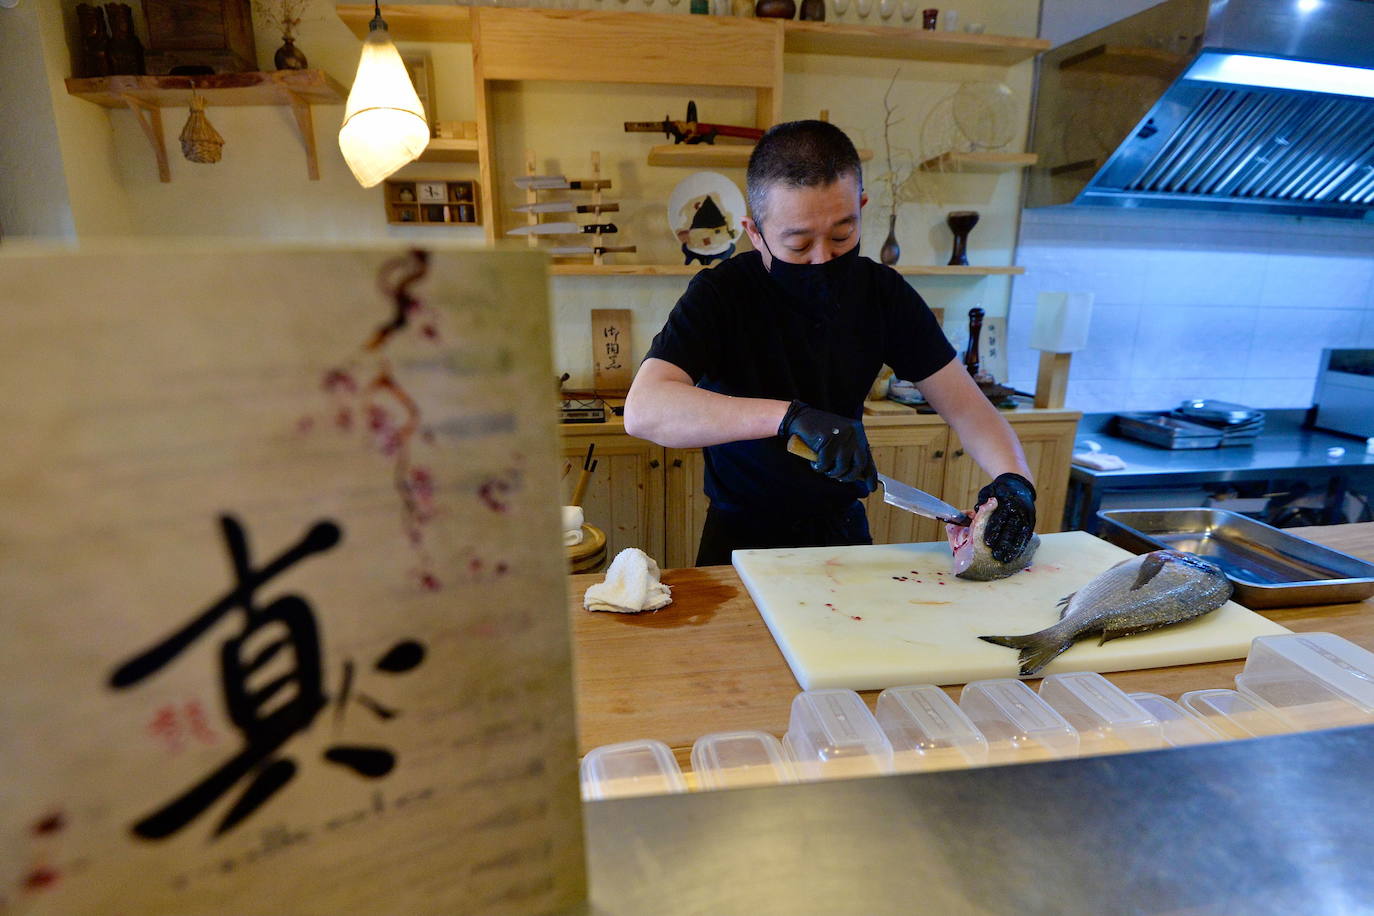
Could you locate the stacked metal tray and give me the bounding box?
[1097,507,1374,608]
[1113,412,1224,449]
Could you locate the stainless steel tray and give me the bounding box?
[1096,508,1374,608]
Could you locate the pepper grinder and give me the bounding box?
[946,210,979,266]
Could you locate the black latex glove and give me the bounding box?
[976,473,1037,563]
[778,400,879,493]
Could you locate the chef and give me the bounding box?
[623,120,1037,566]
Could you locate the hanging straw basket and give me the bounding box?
[179,93,224,164]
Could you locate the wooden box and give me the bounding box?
[142,0,257,74]
[385,179,481,226]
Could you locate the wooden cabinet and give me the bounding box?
[565,411,1080,569]
[946,417,1079,535]
[561,430,665,564]
[863,423,951,547]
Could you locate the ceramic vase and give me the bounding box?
[946,210,979,266]
[274,36,309,70]
[755,0,796,17]
[879,213,901,266]
[800,0,825,20]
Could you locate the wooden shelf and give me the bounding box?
[548,263,1022,276]
[918,151,1039,172]
[338,4,473,42]
[782,20,1049,64]
[646,143,874,168]
[1058,44,1188,80]
[337,5,1048,66]
[418,137,480,162]
[64,70,345,182]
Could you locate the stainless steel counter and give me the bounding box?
[1066,410,1374,530]
[580,725,1374,916]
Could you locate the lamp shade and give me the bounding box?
[338,23,430,188]
[1030,291,1094,353]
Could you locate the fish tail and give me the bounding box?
[978,632,1076,677]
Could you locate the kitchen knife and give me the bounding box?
[506,223,618,236]
[513,175,613,190]
[511,201,621,214]
[548,245,637,256]
[787,435,972,527]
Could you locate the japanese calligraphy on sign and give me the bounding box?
[590,308,634,396]
[0,248,584,915]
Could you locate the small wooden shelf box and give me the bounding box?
[384,179,481,226]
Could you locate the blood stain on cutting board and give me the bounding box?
[612,568,734,628]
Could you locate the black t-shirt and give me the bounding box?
[643,251,955,517]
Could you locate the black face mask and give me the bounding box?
[759,235,859,311]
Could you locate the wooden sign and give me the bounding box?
[0,247,584,915]
[591,308,633,396]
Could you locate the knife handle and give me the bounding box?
[787,435,818,462]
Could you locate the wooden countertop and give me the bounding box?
[568,523,1374,766]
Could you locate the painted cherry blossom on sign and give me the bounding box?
[297,249,447,591]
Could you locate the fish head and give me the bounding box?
[946,497,1039,581]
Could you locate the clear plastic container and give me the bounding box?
[959,679,1079,764]
[1235,632,1374,731]
[1128,692,1226,746]
[580,739,688,800]
[1038,672,1164,755]
[783,689,894,781]
[1177,688,1291,739]
[690,730,796,790]
[875,684,989,772]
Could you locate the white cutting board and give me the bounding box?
[733,531,1291,690]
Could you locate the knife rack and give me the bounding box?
[516,149,635,266]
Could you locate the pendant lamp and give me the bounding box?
[338,1,430,188]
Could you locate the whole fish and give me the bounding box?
[946,496,1040,581]
[979,549,1234,676]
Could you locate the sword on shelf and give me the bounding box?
[624,101,765,146]
[505,223,618,237]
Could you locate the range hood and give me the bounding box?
[1026,0,1374,218]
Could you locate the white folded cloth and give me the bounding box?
[1072,439,1126,471]
[583,547,673,614]
[562,506,584,547]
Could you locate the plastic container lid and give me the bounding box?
[690,730,796,790]
[1177,688,1290,739]
[875,684,989,772]
[580,739,688,801]
[783,689,893,781]
[1038,672,1164,755]
[959,678,1079,763]
[1128,692,1226,746]
[1236,633,1374,731]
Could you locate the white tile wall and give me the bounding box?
[1008,207,1374,413]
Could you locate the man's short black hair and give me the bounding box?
[746,120,863,225]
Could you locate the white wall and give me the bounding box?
[0,1,76,239]
[1038,0,1162,46]
[1006,207,1374,413]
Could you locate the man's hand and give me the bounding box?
[778,400,878,492]
[976,473,1036,562]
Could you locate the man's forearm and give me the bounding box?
[624,380,789,448]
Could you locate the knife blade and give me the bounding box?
[513,175,614,190]
[548,245,637,256]
[510,201,621,214]
[787,435,972,527]
[506,223,618,236]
